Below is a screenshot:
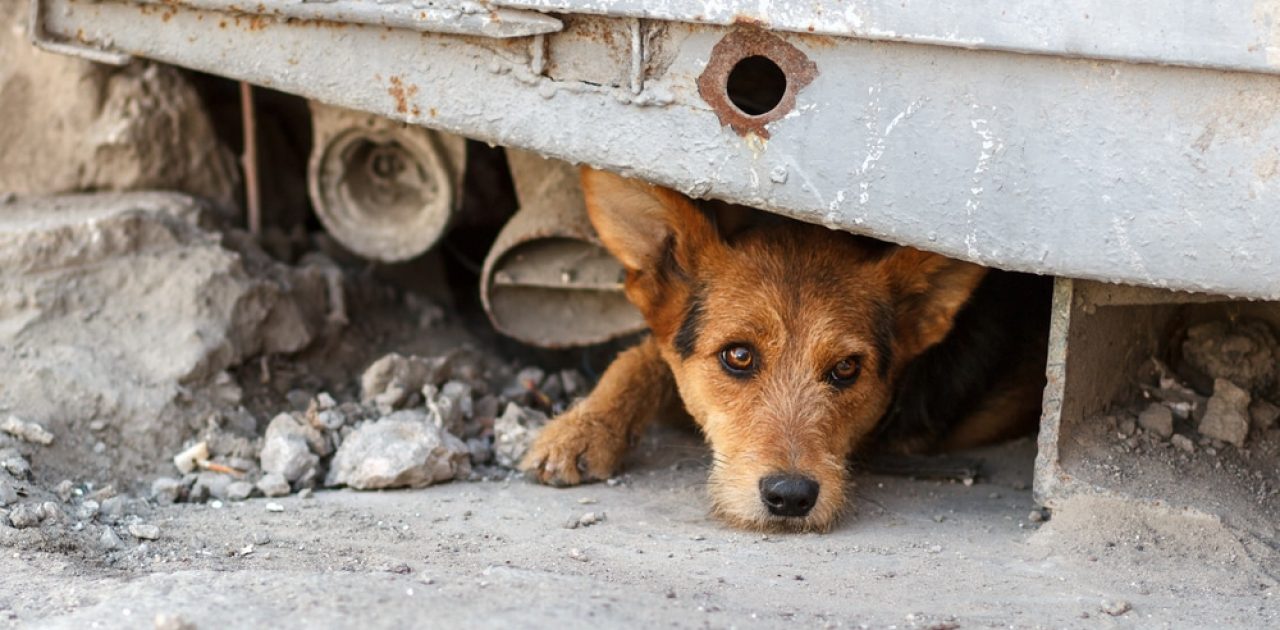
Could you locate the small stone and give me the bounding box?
[1028,508,1049,523]
[0,449,30,477]
[88,419,107,431]
[265,502,284,513]
[76,500,101,520]
[1116,417,1136,438]
[153,613,197,630]
[567,547,588,562]
[0,416,54,445]
[128,523,161,540]
[316,392,337,410]
[578,512,604,527]
[0,479,18,507]
[99,496,127,521]
[99,526,123,550]
[1137,404,1174,439]
[493,403,548,468]
[325,410,471,490]
[1249,399,1280,431]
[192,472,233,501]
[39,501,63,523]
[1171,434,1196,453]
[150,477,185,505]
[55,480,76,502]
[8,504,44,529]
[256,473,291,498]
[172,442,209,475]
[560,370,589,398]
[466,438,493,466]
[298,488,314,500]
[1199,379,1251,447]
[361,353,454,408]
[250,531,272,545]
[1101,599,1131,616]
[260,414,320,482]
[226,481,254,501]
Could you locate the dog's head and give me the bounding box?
[583,169,986,531]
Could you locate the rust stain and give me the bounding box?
[696,27,818,139]
[429,108,438,118]
[387,76,419,115]
[411,105,421,117]
[161,11,174,23]
[219,20,227,29]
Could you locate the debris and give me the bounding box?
[153,613,198,630]
[1137,404,1174,439]
[1100,599,1132,616]
[0,479,17,507]
[0,449,30,477]
[360,353,456,412]
[1199,379,1252,447]
[265,502,285,513]
[172,442,210,475]
[55,480,75,502]
[191,472,233,502]
[256,473,291,498]
[326,410,471,490]
[260,413,321,483]
[1249,399,1280,431]
[8,504,43,529]
[567,548,589,562]
[128,523,161,540]
[151,478,185,505]
[1171,434,1196,454]
[1,416,54,445]
[1180,320,1277,395]
[99,526,123,550]
[227,481,255,501]
[493,403,549,468]
[566,511,607,529]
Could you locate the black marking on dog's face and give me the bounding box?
[873,299,895,379]
[674,289,705,359]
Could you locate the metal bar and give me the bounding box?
[240,82,262,237]
[131,0,563,38]
[497,0,1280,76]
[34,0,1280,300]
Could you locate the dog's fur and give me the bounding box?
[522,169,1051,531]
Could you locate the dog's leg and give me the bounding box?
[522,337,673,486]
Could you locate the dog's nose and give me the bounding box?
[759,474,820,517]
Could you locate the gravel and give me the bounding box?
[128,523,161,540]
[1137,403,1174,439]
[8,503,44,529]
[0,415,54,445]
[260,414,321,483]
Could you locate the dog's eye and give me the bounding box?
[828,356,862,387]
[719,344,756,376]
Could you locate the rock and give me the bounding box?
[99,496,128,522]
[259,414,320,483]
[226,481,255,502]
[0,193,330,483]
[265,502,285,513]
[76,500,101,521]
[99,526,123,550]
[560,370,589,398]
[1137,404,1174,439]
[55,480,75,502]
[191,472,233,501]
[39,501,63,523]
[426,381,472,436]
[473,395,501,421]
[256,473,291,498]
[493,403,548,468]
[1116,417,1136,438]
[466,438,493,466]
[8,504,43,529]
[1171,434,1196,453]
[326,410,471,490]
[0,3,238,205]
[0,416,54,445]
[1249,399,1280,430]
[0,449,30,477]
[129,523,161,540]
[1180,320,1278,395]
[1100,600,1132,616]
[0,479,17,506]
[360,353,456,411]
[1199,379,1252,447]
[172,442,209,475]
[153,613,198,630]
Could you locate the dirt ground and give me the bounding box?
[2,430,1276,629]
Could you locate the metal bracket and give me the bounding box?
[28,0,131,65]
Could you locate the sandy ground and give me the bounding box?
[2,429,1276,630]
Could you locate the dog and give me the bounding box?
[521,168,1051,532]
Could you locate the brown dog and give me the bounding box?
[522,168,1050,532]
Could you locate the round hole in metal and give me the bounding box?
[725,55,788,117]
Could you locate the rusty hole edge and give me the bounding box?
[697,28,818,139]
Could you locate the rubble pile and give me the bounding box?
[1110,318,1280,454]
[145,352,585,505]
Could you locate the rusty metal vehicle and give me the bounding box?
[29,0,1280,527]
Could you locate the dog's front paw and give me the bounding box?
[521,409,630,487]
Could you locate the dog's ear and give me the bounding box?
[580,167,718,274]
[878,247,988,359]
